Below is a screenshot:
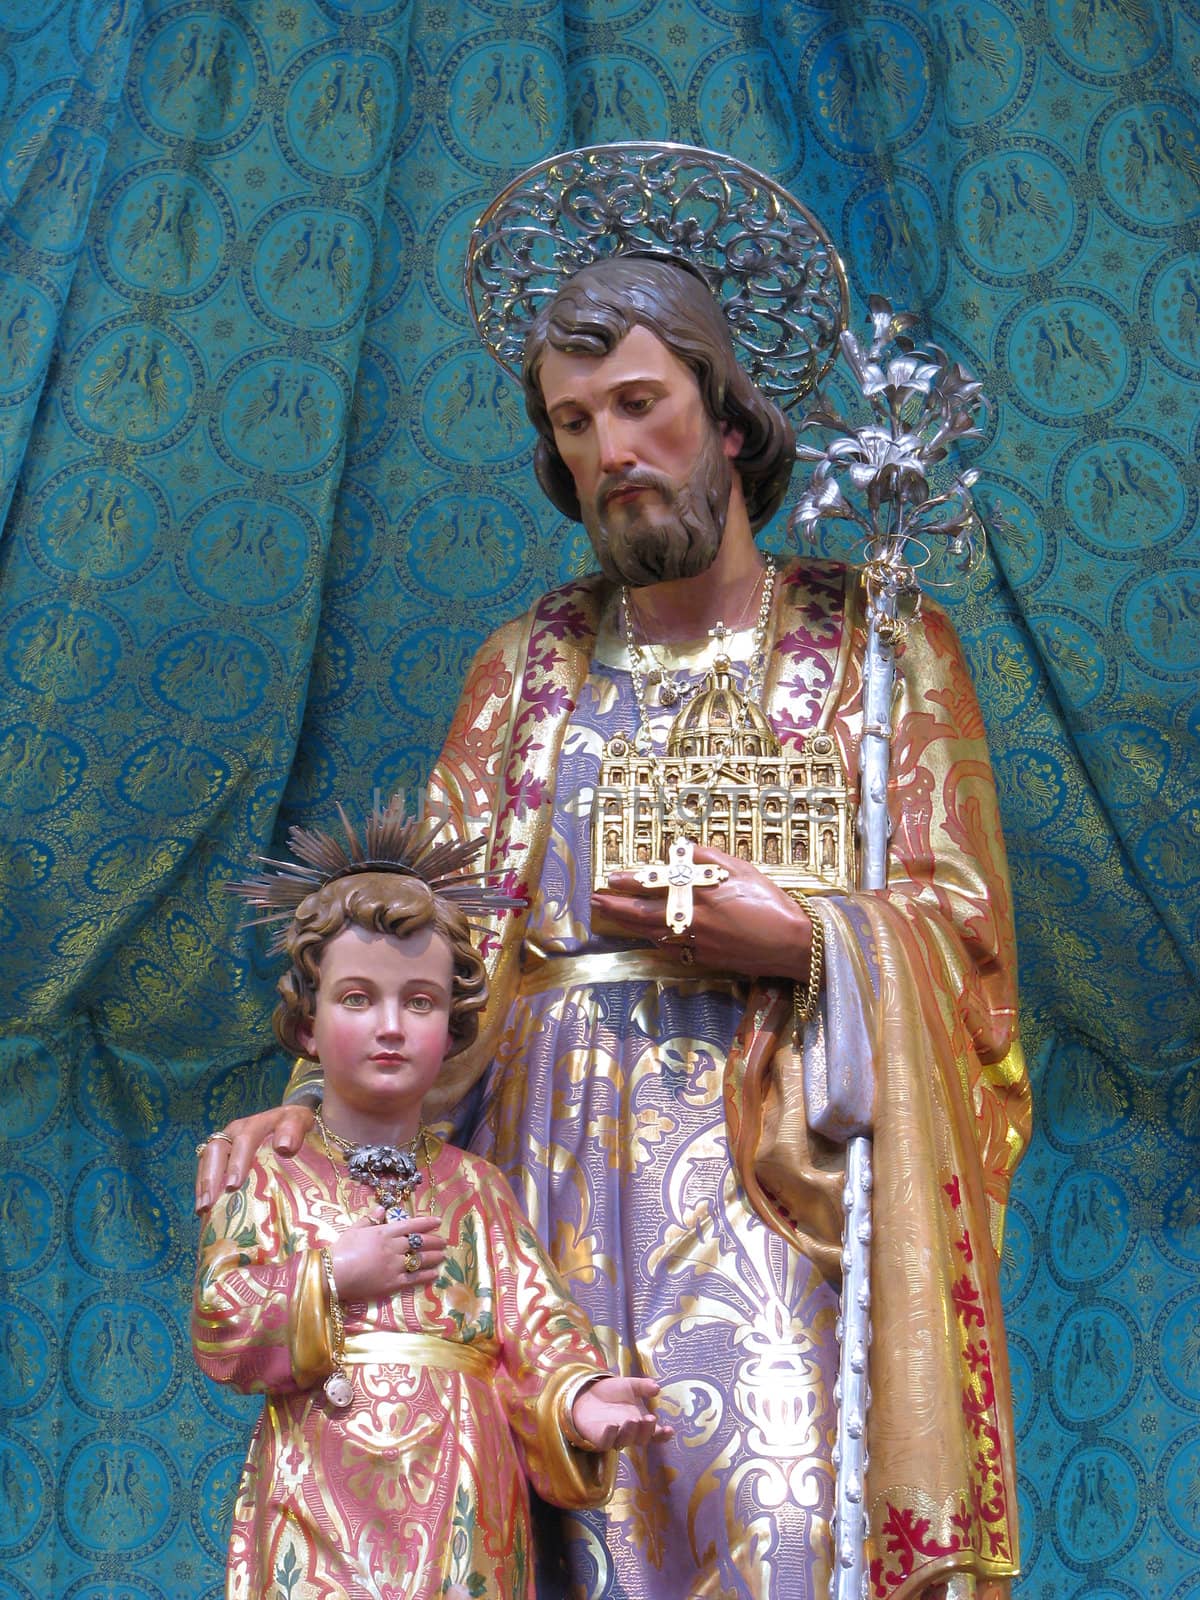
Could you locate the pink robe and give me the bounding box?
[193,1133,614,1599]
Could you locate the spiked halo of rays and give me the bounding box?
[228,801,524,951]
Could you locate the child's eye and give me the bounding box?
[408,995,434,1013]
[340,992,369,1008]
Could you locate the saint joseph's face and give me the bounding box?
[537,324,742,587]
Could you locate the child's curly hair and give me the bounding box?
[273,871,487,1060]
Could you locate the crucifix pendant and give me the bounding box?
[633,836,728,934]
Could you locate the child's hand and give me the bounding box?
[570,1375,674,1451]
[328,1211,447,1299]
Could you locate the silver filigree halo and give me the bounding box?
[465,142,848,409]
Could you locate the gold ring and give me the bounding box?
[210,1131,234,1146]
[403,1248,422,1274]
[194,1141,210,1157]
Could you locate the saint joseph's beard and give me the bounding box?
[581,427,735,587]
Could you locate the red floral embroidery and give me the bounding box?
[869,1502,969,1596]
[864,1167,1014,1595]
[951,1274,986,1328]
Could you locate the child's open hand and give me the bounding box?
[328,1210,447,1299]
[570,1375,674,1451]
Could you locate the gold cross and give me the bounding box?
[633,836,728,934]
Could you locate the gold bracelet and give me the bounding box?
[320,1247,345,1353]
[787,891,824,1039]
[319,1247,353,1408]
[558,1371,607,1452]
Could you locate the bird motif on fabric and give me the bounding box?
[1062,1318,1119,1399]
[819,54,862,141]
[1181,1317,1200,1378]
[575,69,601,138]
[324,224,352,307]
[209,30,235,118]
[123,184,170,258]
[304,69,347,138]
[465,54,504,138]
[122,1458,156,1529]
[1116,454,1172,514]
[293,375,323,456]
[0,1181,36,1252]
[518,56,550,139]
[862,37,909,113]
[1029,317,1062,395]
[235,368,285,435]
[123,184,201,283]
[1006,161,1058,226]
[1150,109,1200,191]
[1058,311,1113,380]
[867,207,897,280]
[268,220,316,296]
[4,299,32,369]
[1174,268,1199,350]
[174,191,200,278]
[975,172,1010,255]
[85,334,134,408]
[1122,119,1153,199]
[355,73,382,148]
[436,366,479,433]
[1061,1181,1117,1261]
[0,1321,34,1393]
[612,67,650,139]
[82,1313,121,1396]
[1088,460,1126,531]
[487,369,526,442]
[1069,0,1152,48]
[951,6,1008,75]
[1044,629,1096,689]
[157,22,202,98]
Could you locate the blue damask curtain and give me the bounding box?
[0,1,1196,1594]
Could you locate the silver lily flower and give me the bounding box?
[789,297,990,631]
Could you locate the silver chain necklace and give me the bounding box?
[621,557,774,709]
[621,556,777,774]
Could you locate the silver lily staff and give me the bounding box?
[791,297,990,1600]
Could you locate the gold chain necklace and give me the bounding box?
[315,1108,436,1222]
[620,555,775,711]
[622,555,777,782]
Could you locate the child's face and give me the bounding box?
[299,922,453,1121]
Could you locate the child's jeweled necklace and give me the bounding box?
[315,1109,435,1222]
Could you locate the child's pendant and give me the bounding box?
[346,1143,423,1225]
[324,1372,354,1408]
[378,1175,419,1223]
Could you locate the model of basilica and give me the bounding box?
[592,656,858,896]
